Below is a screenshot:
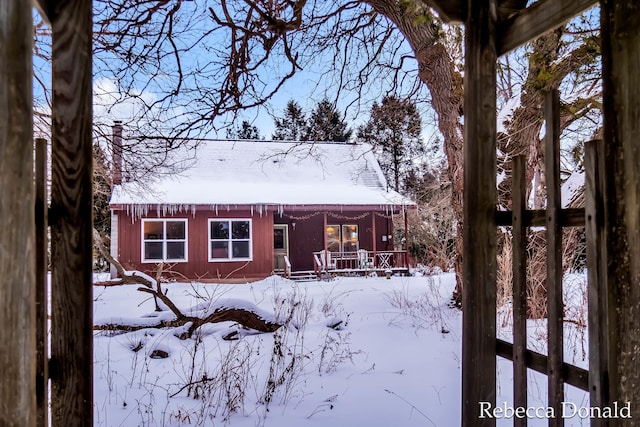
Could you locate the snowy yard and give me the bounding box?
[93,273,590,426]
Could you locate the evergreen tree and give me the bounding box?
[272,100,307,141]
[93,143,112,270]
[304,98,352,142]
[226,120,261,139]
[357,96,425,192]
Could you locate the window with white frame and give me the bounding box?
[142,219,187,262]
[209,219,252,261]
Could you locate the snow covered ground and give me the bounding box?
[93,272,590,426]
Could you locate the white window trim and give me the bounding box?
[141,218,188,263]
[208,218,253,262]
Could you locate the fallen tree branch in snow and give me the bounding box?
[92,228,282,337]
[94,304,282,338]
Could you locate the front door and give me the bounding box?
[273,224,289,272]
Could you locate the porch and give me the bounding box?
[312,249,410,277]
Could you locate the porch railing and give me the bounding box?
[312,250,409,275]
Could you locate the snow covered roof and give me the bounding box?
[110,140,415,212]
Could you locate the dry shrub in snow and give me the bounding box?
[383,276,452,334]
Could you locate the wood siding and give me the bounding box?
[275,211,394,271]
[115,209,397,278]
[117,210,274,280]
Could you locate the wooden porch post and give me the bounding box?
[403,209,409,268]
[462,0,498,425]
[0,1,36,425]
[323,211,328,269]
[372,212,377,266]
[600,0,640,420]
[49,0,94,425]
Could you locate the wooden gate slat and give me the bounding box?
[495,208,584,227]
[585,139,610,426]
[49,0,94,425]
[512,155,528,427]
[496,339,588,390]
[35,138,49,427]
[544,89,564,427]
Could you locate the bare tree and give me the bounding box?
[34,0,601,303]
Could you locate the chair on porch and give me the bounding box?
[318,250,336,271]
[357,249,372,270]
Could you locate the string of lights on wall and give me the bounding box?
[282,211,398,222]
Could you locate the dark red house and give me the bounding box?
[109,137,415,281]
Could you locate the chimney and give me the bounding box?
[112,121,123,185]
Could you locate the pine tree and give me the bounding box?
[304,98,352,142]
[357,96,425,192]
[226,120,261,139]
[93,143,112,270]
[272,100,307,140]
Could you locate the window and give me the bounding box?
[209,219,252,261]
[142,219,187,262]
[342,225,359,252]
[325,224,359,252]
[326,225,341,252]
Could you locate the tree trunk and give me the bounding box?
[366,1,466,301]
[415,42,464,304]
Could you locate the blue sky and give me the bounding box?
[33,1,445,166]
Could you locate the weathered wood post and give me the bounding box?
[511,155,527,427]
[600,0,640,422]
[462,0,498,425]
[0,1,36,425]
[35,138,49,427]
[544,89,564,427]
[48,0,95,425]
[585,138,610,427]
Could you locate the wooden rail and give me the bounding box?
[312,250,409,275]
[496,339,588,391]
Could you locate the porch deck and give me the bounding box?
[311,250,410,278]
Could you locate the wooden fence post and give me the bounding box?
[600,0,640,420]
[49,0,94,425]
[462,0,498,424]
[544,89,564,427]
[511,156,528,427]
[35,138,49,427]
[0,1,36,425]
[585,139,610,427]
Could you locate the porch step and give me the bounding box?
[286,270,318,282]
